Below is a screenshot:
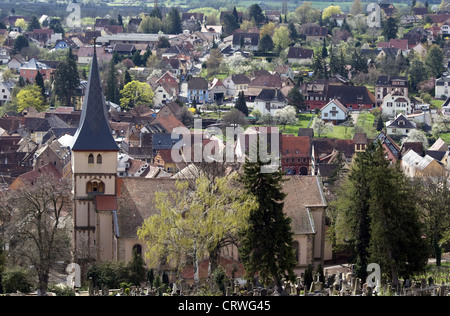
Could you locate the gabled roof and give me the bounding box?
[376,75,408,86]
[282,176,327,235]
[187,77,208,90]
[71,48,119,152]
[287,47,314,59]
[228,74,250,85]
[386,114,416,129]
[281,135,311,157]
[255,88,286,102]
[326,85,375,106]
[429,137,448,152]
[249,74,282,89]
[373,131,400,160]
[232,32,259,46]
[322,98,349,113]
[304,26,328,37]
[402,149,437,171]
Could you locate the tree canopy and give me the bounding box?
[138,174,257,289]
[119,81,154,110]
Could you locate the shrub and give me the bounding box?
[2,267,34,294]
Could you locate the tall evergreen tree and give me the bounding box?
[321,38,328,58]
[165,8,182,34]
[105,59,120,104]
[53,48,80,107]
[235,91,249,116]
[239,140,297,293]
[34,72,45,98]
[382,17,398,41]
[248,4,265,25]
[124,70,132,85]
[27,16,41,31]
[333,142,429,283]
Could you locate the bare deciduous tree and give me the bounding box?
[0,174,72,295]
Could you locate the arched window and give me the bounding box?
[86,179,105,194]
[97,154,102,164]
[88,153,94,164]
[133,244,142,257]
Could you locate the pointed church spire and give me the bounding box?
[72,42,119,152]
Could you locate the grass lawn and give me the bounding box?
[431,99,445,109]
[314,112,378,139]
[438,133,450,144]
[278,113,314,135]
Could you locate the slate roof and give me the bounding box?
[282,176,327,235]
[376,75,408,86]
[326,85,375,106]
[187,77,208,90]
[71,48,119,152]
[232,32,259,46]
[387,114,416,129]
[255,88,286,102]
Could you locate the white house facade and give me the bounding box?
[381,90,413,118]
[254,89,287,116]
[320,99,348,124]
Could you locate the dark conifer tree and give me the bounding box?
[239,140,297,293]
[235,91,248,116]
[105,59,120,104]
[35,71,45,98]
[334,142,428,283]
[53,48,80,107]
[124,70,132,85]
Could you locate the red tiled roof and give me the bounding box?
[95,195,118,211]
[151,115,185,133]
[281,135,311,157]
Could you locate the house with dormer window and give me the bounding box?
[386,113,416,137]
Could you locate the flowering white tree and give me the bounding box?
[313,117,334,137]
[274,106,298,129]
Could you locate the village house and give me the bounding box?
[33,139,72,179]
[287,47,314,65]
[280,135,311,175]
[187,77,209,104]
[386,113,417,138]
[0,80,15,105]
[435,73,450,99]
[19,58,56,83]
[311,138,355,176]
[223,74,250,98]
[208,78,227,104]
[247,73,283,98]
[7,55,26,72]
[320,99,349,124]
[401,149,447,178]
[231,32,260,51]
[381,90,413,119]
[375,75,408,107]
[304,26,328,41]
[373,131,401,164]
[253,88,287,116]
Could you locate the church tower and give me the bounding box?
[71,46,120,262]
